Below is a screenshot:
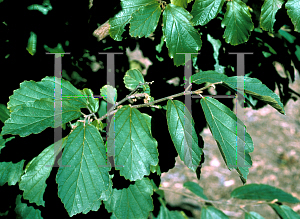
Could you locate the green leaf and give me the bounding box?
[260,0,284,33]
[223,76,285,114]
[1,98,82,137]
[269,204,300,219]
[279,29,296,43]
[0,135,14,154]
[200,205,229,218]
[154,204,189,218]
[109,0,152,41]
[231,184,300,203]
[191,0,225,26]
[44,43,65,57]
[91,119,104,131]
[26,31,37,56]
[104,177,154,219]
[183,181,208,200]
[221,0,254,45]
[56,123,110,217]
[7,76,88,113]
[124,69,150,94]
[15,195,42,219]
[130,1,161,38]
[245,211,265,219]
[98,100,107,118]
[81,88,99,113]
[107,106,158,181]
[0,160,25,186]
[166,100,203,172]
[171,0,190,8]
[207,34,226,73]
[190,70,228,85]
[285,0,300,33]
[200,97,254,183]
[19,137,68,207]
[0,104,10,123]
[162,3,202,66]
[100,85,118,105]
[27,4,52,15]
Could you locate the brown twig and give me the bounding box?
[93,20,110,41]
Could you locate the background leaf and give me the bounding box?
[183,181,208,200]
[0,104,10,123]
[0,135,14,154]
[231,184,300,203]
[0,160,25,186]
[15,195,42,219]
[269,204,300,219]
[19,137,68,206]
[200,205,229,218]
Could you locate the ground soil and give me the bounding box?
[160,69,300,218]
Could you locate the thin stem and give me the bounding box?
[158,187,278,208]
[98,81,222,121]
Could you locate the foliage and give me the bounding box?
[1,0,300,218]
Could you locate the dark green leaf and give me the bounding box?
[7,76,88,113]
[200,205,229,218]
[0,135,14,154]
[15,195,42,219]
[0,104,10,123]
[130,0,161,38]
[109,0,152,41]
[56,123,111,217]
[200,97,254,183]
[190,71,228,85]
[1,98,82,137]
[124,69,150,94]
[285,0,300,33]
[245,211,265,219]
[221,0,254,45]
[26,31,37,56]
[183,181,208,200]
[162,3,202,66]
[260,0,284,33]
[166,100,203,172]
[270,204,300,219]
[223,76,285,114]
[0,160,25,186]
[82,88,99,113]
[19,137,68,206]
[191,0,225,26]
[107,106,158,181]
[231,184,300,203]
[154,204,189,218]
[104,177,154,219]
